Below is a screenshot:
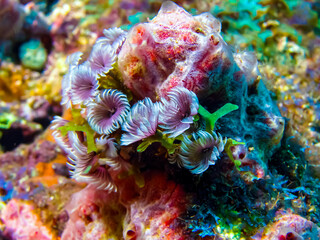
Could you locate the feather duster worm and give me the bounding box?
[178,130,226,174]
[71,65,99,105]
[87,89,130,135]
[88,44,116,75]
[159,86,199,138]
[97,27,127,53]
[121,98,160,146]
[61,52,83,108]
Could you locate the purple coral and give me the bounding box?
[87,89,130,135]
[178,130,226,174]
[88,44,116,75]
[71,65,99,105]
[121,98,160,146]
[159,86,199,138]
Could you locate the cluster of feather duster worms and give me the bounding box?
[51,25,228,192]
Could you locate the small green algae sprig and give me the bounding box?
[198,103,239,131]
[130,100,240,174]
[58,121,97,154]
[224,138,246,171]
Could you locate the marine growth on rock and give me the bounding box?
[1,0,319,239]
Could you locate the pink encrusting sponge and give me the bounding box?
[117,1,247,101]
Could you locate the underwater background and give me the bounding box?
[0,0,319,239]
